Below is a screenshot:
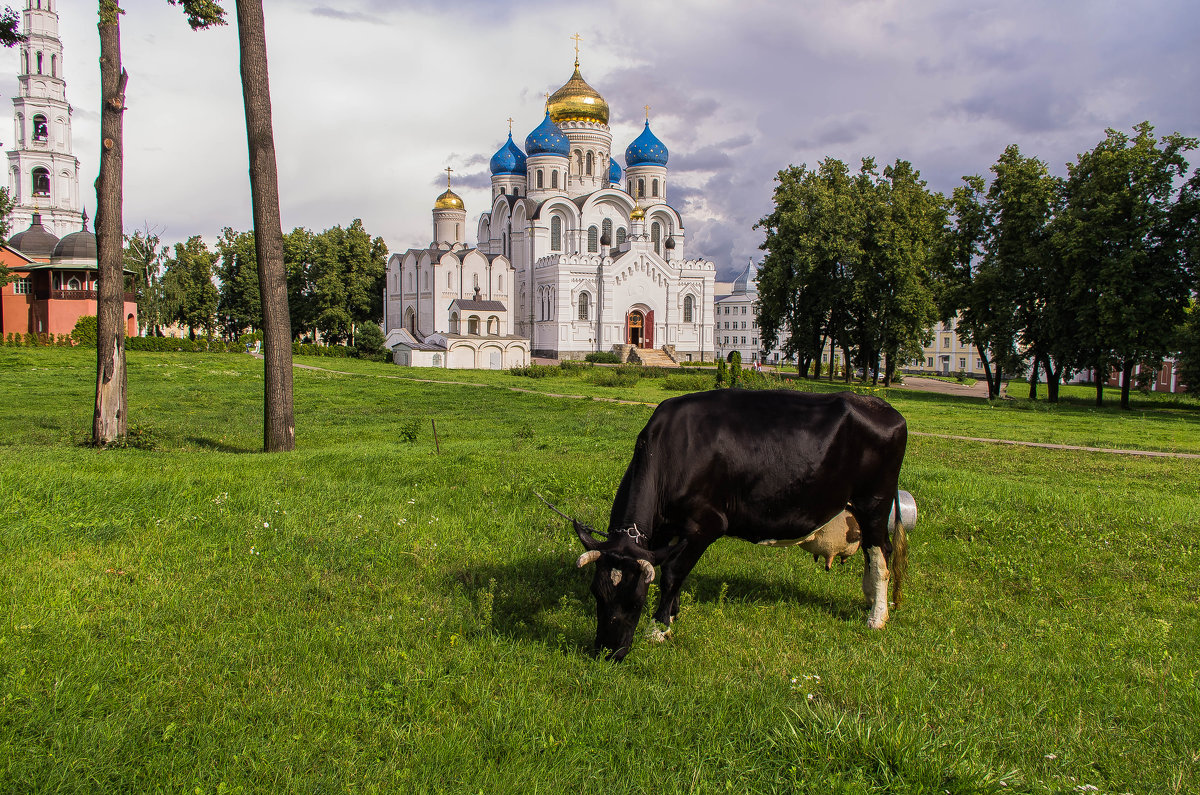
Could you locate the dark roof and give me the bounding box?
[8,214,60,258]
[53,229,97,260]
[449,299,506,311]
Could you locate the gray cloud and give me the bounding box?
[310,6,385,24]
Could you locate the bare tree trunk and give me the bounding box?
[1027,354,1040,400]
[93,4,127,445]
[235,0,294,452]
[1120,357,1134,410]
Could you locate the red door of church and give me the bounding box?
[626,310,654,348]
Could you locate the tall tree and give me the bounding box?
[215,227,260,336]
[234,0,294,451]
[124,226,168,336]
[1058,122,1197,409]
[162,236,219,337]
[0,186,16,288]
[93,1,129,444]
[0,5,23,47]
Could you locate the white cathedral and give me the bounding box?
[384,56,717,368]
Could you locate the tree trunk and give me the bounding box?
[236,0,294,452]
[1120,357,1134,410]
[1094,360,1105,407]
[93,5,127,445]
[976,343,998,399]
[1043,354,1061,403]
[1028,354,1040,400]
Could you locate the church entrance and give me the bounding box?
[625,309,654,348]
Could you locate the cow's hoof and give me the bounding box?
[646,622,672,643]
[867,611,889,630]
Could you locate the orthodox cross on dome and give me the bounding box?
[444,166,454,187]
[507,116,514,133]
[571,32,582,66]
[644,104,651,120]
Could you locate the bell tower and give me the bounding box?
[6,0,82,238]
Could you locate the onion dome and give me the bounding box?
[525,112,569,157]
[630,204,645,221]
[609,157,622,184]
[490,132,528,176]
[664,236,676,250]
[8,212,60,258]
[434,188,464,210]
[625,120,669,167]
[546,64,609,125]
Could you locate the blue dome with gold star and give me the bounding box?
[525,112,569,158]
[609,157,622,184]
[490,132,528,176]
[625,120,668,167]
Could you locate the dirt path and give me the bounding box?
[285,359,1199,459]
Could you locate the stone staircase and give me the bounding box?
[630,347,679,368]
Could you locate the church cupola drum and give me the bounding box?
[6,0,83,238]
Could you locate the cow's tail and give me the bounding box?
[891,491,909,609]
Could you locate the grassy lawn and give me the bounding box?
[2,347,1198,793]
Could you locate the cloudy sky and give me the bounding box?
[5,0,1198,280]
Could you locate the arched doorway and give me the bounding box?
[625,309,654,348]
[626,310,644,348]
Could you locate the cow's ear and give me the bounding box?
[574,520,603,551]
[652,539,688,566]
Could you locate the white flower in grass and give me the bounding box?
[1045,754,1057,760]
[263,522,269,528]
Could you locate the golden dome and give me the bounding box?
[630,204,645,220]
[434,188,464,210]
[546,64,609,125]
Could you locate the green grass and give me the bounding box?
[2,347,1198,793]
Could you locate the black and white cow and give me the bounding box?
[562,388,910,661]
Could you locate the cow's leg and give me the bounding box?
[651,540,710,633]
[851,494,895,629]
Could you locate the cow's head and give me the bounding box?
[573,520,682,662]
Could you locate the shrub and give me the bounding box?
[354,323,387,359]
[715,359,727,387]
[585,367,640,387]
[584,351,621,364]
[71,316,98,347]
[558,359,587,373]
[662,373,712,392]
[509,364,558,378]
[730,351,742,387]
[398,419,422,443]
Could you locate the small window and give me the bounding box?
[960,357,967,370]
[488,316,500,335]
[578,292,590,321]
[651,222,661,254]
[587,225,598,253]
[602,218,612,243]
[498,275,504,292]
[683,295,694,323]
[551,170,558,189]
[652,179,659,197]
[51,54,56,78]
[13,277,31,295]
[537,170,544,189]
[36,51,42,74]
[616,227,627,245]
[943,336,950,348]
[447,272,453,288]
[67,276,81,290]
[468,315,480,335]
[32,115,47,142]
[927,358,933,368]
[637,179,645,198]
[586,151,594,176]
[550,216,562,251]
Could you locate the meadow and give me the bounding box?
[1,348,1198,794]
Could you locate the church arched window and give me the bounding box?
[468,315,480,335]
[585,151,594,176]
[498,274,504,292]
[587,225,598,253]
[550,216,562,251]
[32,167,49,197]
[450,312,460,333]
[651,222,661,255]
[21,50,27,75]
[602,218,612,244]
[447,272,453,289]
[36,51,42,75]
[652,179,659,197]
[637,179,645,198]
[537,170,544,189]
[32,115,47,142]
[551,170,559,189]
[488,316,500,335]
[51,54,56,78]
[578,292,590,321]
[627,180,633,194]
[574,150,583,174]
[683,295,694,323]
[616,227,627,245]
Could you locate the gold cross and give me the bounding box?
[644,104,651,120]
[507,117,514,133]
[571,32,582,64]
[444,166,453,187]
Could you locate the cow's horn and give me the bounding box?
[577,550,602,568]
[638,558,655,583]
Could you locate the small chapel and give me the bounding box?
[384,47,717,368]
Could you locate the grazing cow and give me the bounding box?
[561,388,910,661]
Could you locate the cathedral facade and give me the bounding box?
[384,57,717,367]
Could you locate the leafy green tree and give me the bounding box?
[1176,301,1200,392]
[353,321,386,360]
[1057,122,1197,409]
[124,227,168,336]
[0,5,23,47]
[216,227,260,336]
[162,236,219,338]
